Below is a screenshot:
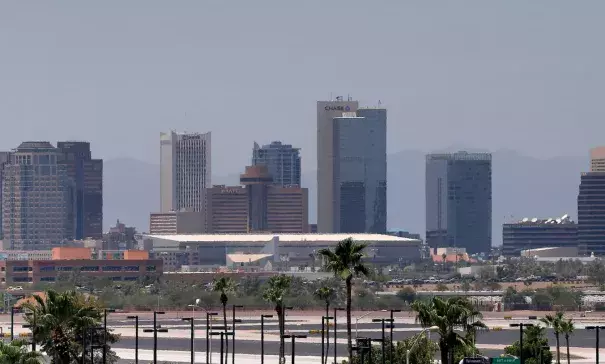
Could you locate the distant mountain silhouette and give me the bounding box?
[104,150,587,245]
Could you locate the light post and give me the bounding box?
[586,326,605,364]
[10,306,16,341]
[282,334,307,364]
[334,307,345,364]
[355,312,373,338]
[182,317,195,364]
[261,314,273,364]
[322,315,334,364]
[210,331,233,364]
[22,310,36,352]
[372,318,393,364]
[389,309,401,362]
[206,312,218,364]
[370,338,384,364]
[103,308,116,364]
[353,337,370,364]
[127,315,139,364]
[143,311,168,364]
[510,323,533,364]
[405,326,438,364]
[232,305,243,364]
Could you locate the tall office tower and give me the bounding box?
[0,152,10,238]
[160,131,211,213]
[316,97,359,233]
[425,151,492,254]
[240,165,273,231]
[57,142,103,239]
[577,172,605,255]
[204,185,248,234]
[239,165,309,233]
[252,141,301,187]
[590,146,605,172]
[2,142,75,250]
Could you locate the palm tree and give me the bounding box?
[541,311,565,364]
[212,276,236,363]
[21,289,111,364]
[412,296,486,364]
[0,340,42,364]
[559,319,574,364]
[318,237,369,363]
[262,274,292,363]
[314,286,336,364]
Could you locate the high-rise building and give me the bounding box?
[204,185,248,234]
[252,141,301,187]
[160,131,211,213]
[577,172,605,255]
[149,210,205,235]
[425,151,492,254]
[2,142,76,250]
[203,166,309,234]
[316,97,387,233]
[0,151,10,239]
[590,146,605,172]
[317,97,358,233]
[56,142,103,239]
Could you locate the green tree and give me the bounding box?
[212,277,236,364]
[396,287,416,304]
[411,296,486,364]
[319,237,370,363]
[504,325,552,364]
[262,274,292,363]
[559,319,574,364]
[541,311,564,364]
[314,286,336,364]
[0,340,42,364]
[21,289,119,364]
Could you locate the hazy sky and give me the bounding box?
[1,1,603,176]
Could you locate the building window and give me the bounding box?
[102,266,122,272]
[12,267,29,272]
[57,266,73,272]
[146,265,156,272]
[40,277,56,282]
[124,266,140,272]
[80,266,99,272]
[39,266,55,272]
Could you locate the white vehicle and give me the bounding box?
[14,286,23,291]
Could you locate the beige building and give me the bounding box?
[316,97,359,233]
[160,131,211,213]
[149,211,205,235]
[267,186,308,233]
[590,146,605,172]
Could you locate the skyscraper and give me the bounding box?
[2,142,75,250]
[160,131,211,213]
[590,146,605,172]
[252,141,301,187]
[0,151,10,239]
[425,151,492,254]
[317,97,359,233]
[577,172,605,256]
[57,141,103,239]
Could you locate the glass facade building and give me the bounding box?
[425,151,492,254]
[577,172,605,256]
[252,141,301,187]
[333,108,387,233]
[57,141,103,239]
[1,142,76,250]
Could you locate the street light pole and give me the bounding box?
[405,327,437,364]
[103,308,115,364]
[282,334,307,364]
[586,326,605,364]
[206,312,218,364]
[143,311,168,364]
[182,317,195,364]
[210,331,233,364]
[334,307,345,364]
[389,309,401,363]
[372,318,394,364]
[127,316,139,364]
[10,306,15,341]
[261,314,273,364]
[510,323,533,364]
[232,305,243,364]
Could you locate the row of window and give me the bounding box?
[5,265,156,272]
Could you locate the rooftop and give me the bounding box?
[143,233,419,243]
[508,214,574,225]
[15,141,56,151]
[227,253,272,263]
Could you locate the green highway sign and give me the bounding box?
[491,358,520,364]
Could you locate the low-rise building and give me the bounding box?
[0,250,52,260]
[502,215,577,256]
[0,258,162,285]
[149,211,205,235]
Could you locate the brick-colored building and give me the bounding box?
[0,258,162,285]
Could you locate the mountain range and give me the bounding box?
[104,150,588,245]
